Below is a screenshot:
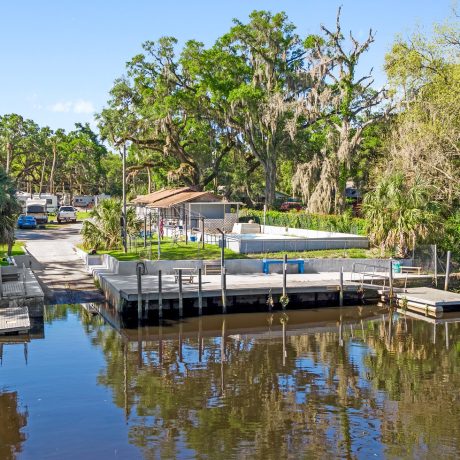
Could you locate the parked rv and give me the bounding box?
[16,191,32,212]
[32,194,59,213]
[72,195,95,208]
[26,200,48,224]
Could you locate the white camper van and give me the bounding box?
[33,194,59,213]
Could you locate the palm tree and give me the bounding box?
[363,172,441,256]
[81,198,140,250]
[0,167,21,254]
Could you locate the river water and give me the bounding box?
[1,305,459,459]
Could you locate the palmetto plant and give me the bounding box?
[363,172,441,257]
[81,198,140,250]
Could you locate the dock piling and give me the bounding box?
[339,266,344,307]
[283,254,287,297]
[178,269,183,317]
[389,260,394,302]
[444,250,451,291]
[158,270,163,319]
[198,268,203,315]
[136,263,143,320]
[222,268,227,314]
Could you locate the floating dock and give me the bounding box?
[0,306,30,335]
[385,287,460,316]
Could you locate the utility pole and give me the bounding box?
[122,143,127,254]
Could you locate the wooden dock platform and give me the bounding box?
[383,287,460,315]
[0,307,30,334]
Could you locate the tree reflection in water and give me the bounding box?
[0,391,28,460]
[80,307,460,458]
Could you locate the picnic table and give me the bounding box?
[173,268,197,284]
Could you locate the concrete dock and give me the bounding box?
[96,270,447,315]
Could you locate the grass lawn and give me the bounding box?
[80,237,244,261]
[77,210,91,221]
[0,241,26,265]
[79,236,388,262]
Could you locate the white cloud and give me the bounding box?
[51,101,72,113]
[73,99,95,114]
[50,99,94,114]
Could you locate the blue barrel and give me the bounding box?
[190,235,197,242]
[392,260,401,273]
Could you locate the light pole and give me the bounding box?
[121,143,127,254]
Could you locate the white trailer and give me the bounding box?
[33,194,59,213]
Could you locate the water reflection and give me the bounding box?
[0,391,28,460]
[1,305,460,459]
[91,305,460,459]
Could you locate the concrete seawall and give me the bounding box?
[77,250,411,277]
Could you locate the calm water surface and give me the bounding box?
[1,305,460,459]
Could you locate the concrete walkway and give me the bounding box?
[17,223,104,304]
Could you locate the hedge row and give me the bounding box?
[239,209,368,235]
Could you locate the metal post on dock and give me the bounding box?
[158,270,163,319]
[178,269,183,317]
[444,250,451,291]
[136,263,143,321]
[198,268,203,315]
[339,266,344,307]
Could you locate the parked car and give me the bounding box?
[280,201,303,212]
[17,214,37,229]
[57,206,77,223]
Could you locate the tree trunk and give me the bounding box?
[38,159,46,196]
[49,144,57,194]
[6,142,13,174]
[263,158,277,209]
[147,167,152,193]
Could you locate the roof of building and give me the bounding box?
[146,191,222,208]
[132,187,192,205]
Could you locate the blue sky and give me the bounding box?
[0,0,454,132]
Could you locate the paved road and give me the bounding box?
[17,223,104,304]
